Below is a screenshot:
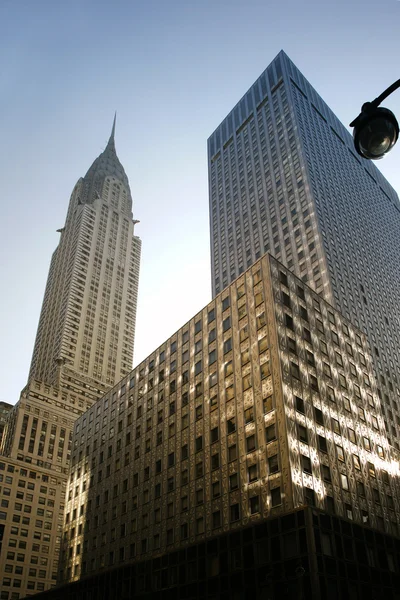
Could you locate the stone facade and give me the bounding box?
[59,255,400,585]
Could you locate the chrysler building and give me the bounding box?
[29,116,141,389]
[0,118,141,597]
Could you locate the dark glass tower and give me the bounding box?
[208,50,400,447]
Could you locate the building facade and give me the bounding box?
[29,116,141,389]
[0,120,141,600]
[0,402,13,448]
[0,375,111,599]
[20,507,400,600]
[208,50,400,449]
[59,255,400,587]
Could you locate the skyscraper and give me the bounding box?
[29,116,141,389]
[0,119,141,599]
[46,255,400,598]
[208,50,400,449]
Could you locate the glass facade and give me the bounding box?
[208,50,400,448]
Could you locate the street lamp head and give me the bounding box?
[350,103,399,160]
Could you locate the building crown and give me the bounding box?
[80,114,132,212]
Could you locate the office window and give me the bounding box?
[298,424,308,443]
[223,317,231,332]
[211,453,220,470]
[229,473,238,490]
[263,394,273,413]
[318,435,327,452]
[280,271,288,286]
[228,445,237,462]
[310,375,319,391]
[209,349,217,365]
[222,296,230,311]
[230,503,240,522]
[212,481,220,498]
[227,418,236,434]
[260,362,270,379]
[208,328,216,343]
[248,464,258,482]
[304,487,315,506]
[244,407,254,423]
[322,465,331,481]
[223,338,232,354]
[212,510,221,529]
[225,361,233,377]
[302,455,312,474]
[243,374,252,389]
[249,495,260,514]
[266,424,276,442]
[240,324,249,341]
[290,362,300,379]
[357,481,365,497]
[209,371,218,388]
[257,313,266,329]
[268,454,279,474]
[246,435,256,452]
[259,336,268,353]
[282,291,291,308]
[295,396,305,413]
[336,445,344,461]
[271,487,281,507]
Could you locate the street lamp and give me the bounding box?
[350,79,400,160]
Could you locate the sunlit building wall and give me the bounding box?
[59,255,400,584]
[208,50,400,450]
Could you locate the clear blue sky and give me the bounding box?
[1,0,400,404]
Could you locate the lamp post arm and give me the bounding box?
[371,79,400,108]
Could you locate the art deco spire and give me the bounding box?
[80,114,132,212]
[105,112,117,152]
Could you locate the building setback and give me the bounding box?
[208,50,400,449]
[58,255,400,591]
[0,120,141,600]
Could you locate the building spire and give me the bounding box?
[106,112,117,151]
[111,112,116,141]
